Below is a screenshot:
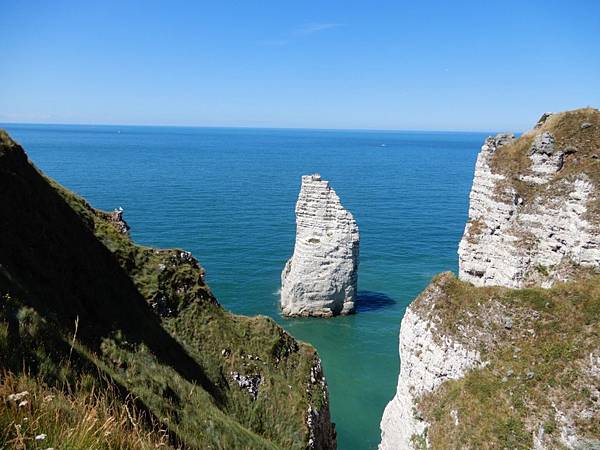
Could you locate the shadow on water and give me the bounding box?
[356,290,396,312]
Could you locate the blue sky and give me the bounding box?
[1,1,599,131]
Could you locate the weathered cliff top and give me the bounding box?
[491,108,600,213]
[411,272,600,449]
[459,108,600,288]
[382,108,600,450]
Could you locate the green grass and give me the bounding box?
[52,163,332,449]
[409,157,600,447]
[413,273,600,449]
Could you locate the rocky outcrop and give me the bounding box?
[380,109,600,449]
[381,271,600,450]
[108,207,130,234]
[307,358,337,450]
[281,174,359,317]
[230,371,263,400]
[458,110,600,288]
[522,131,565,184]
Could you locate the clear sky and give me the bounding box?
[1,0,599,131]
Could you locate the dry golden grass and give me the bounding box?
[0,371,176,450]
[465,219,485,244]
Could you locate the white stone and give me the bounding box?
[458,131,600,288]
[521,132,564,184]
[379,285,480,450]
[281,174,359,317]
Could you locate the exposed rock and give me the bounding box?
[581,122,593,129]
[306,358,337,450]
[230,372,262,400]
[379,279,481,450]
[380,109,600,450]
[7,391,29,402]
[535,112,555,129]
[380,270,600,449]
[108,207,130,234]
[458,112,600,288]
[521,132,564,184]
[281,174,359,317]
[533,425,546,450]
[449,409,459,427]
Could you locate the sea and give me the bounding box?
[2,123,488,450]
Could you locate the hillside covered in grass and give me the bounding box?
[0,130,335,450]
[414,273,600,449]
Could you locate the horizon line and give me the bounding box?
[0,120,506,135]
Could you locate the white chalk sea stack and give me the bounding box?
[281,174,359,317]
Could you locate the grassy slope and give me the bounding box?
[1,370,175,450]
[411,272,600,449]
[0,130,333,449]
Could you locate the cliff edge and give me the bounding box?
[459,108,600,288]
[380,108,600,449]
[0,130,336,450]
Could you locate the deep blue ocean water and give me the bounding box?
[2,123,486,450]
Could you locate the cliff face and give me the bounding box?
[382,273,600,449]
[459,109,600,288]
[281,174,359,317]
[380,109,600,450]
[0,131,336,450]
[379,277,481,449]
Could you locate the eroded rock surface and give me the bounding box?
[379,278,481,449]
[380,109,600,450]
[458,111,600,288]
[108,207,130,234]
[281,174,359,317]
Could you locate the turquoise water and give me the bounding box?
[2,124,486,449]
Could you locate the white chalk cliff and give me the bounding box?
[380,109,600,449]
[458,121,600,289]
[281,174,359,317]
[379,278,481,449]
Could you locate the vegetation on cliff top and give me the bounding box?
[0,129,334,449]
[490,107,600,217]
[412,273,600,449]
